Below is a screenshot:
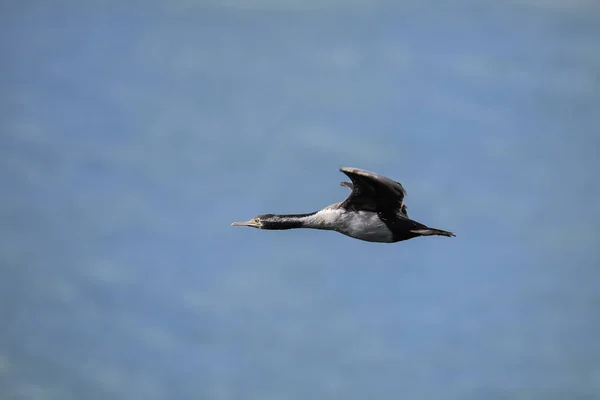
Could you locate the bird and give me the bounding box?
[231,167,455,243]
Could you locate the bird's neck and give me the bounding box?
[265,212,326,230]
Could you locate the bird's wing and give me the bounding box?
[339,179,407,214]
[339,167,408,216]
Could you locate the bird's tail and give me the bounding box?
[410,228,455,238]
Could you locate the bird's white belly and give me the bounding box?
[312,209,393,243]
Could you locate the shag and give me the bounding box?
[231,167,455,243]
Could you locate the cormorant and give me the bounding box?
[231,167,455,243]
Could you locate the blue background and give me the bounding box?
[2,1,599,399]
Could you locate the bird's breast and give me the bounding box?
[315,209,394,243]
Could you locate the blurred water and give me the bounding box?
[1,1,599,399]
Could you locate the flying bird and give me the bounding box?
[232,167,455,243]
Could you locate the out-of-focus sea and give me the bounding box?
[1,1,599,399]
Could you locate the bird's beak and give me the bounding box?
[231,219,261,228]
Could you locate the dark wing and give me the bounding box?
[339,167,408,217]
[339,180,408,214]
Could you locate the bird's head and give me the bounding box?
[231,214,306,230]
[231,214,277,229]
